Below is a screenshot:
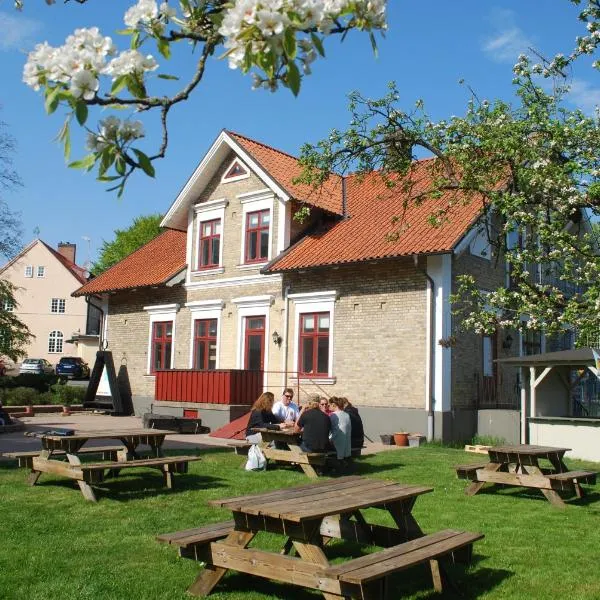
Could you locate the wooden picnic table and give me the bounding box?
[456,444,597,507]
[23,428,200,501]
[159,475,484,599]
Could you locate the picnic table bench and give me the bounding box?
[21,428,201,502]
[1,445,127,468]
[158,476,484,599]
[455,444,597,507]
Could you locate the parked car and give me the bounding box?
[0,359,6,377]
[19,358,54,375]
[55,357,90,379]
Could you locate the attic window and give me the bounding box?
[221,158,249,183]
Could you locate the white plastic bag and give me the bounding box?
[245,444,267,471]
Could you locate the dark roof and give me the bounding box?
[496,348,597,367]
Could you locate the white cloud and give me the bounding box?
[567,79,600,114]
[0,11,42,51]
[483,9,534,64]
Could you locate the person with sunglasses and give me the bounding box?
[318,398,332,416]
[272,387,299,422]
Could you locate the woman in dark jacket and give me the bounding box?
[341,397,365,449]
[245,392,287,443]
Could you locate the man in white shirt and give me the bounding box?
[272,387,299,422]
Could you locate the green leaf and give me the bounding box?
[69,154,97,171]
[111,75,128,96]
[286,61,301,97]
[311,33,325,57]
[97,175,121,182]
[116,28,136,35]
[157,74,180,81]
[126,75,147,99]
[157,38,171,59]
[131,30,141,50]
[63,123,71,161]
[133,149,155,177]
[75,102,88,126]
[98,149,116,178]
[115,155,126,176]
[44,87,62,115]
[369,32,378,58]
[283,28,296,60]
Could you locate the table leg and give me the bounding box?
[386,499,423,541]
[27,449,53,486]
[188,530,255,597]
[523,464,566,507]
[465,462,503,496]
[65,453,98,503]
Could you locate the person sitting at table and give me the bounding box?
[341,397,364,449]
[328,397,352,467]
[318,396,332,416]
[294,399,331,453]
[272,387,300,422]
[0,399,12,426]
[245,392,292,444]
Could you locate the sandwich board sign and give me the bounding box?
[83,351,130,414]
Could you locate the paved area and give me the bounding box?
[0,413,398,456]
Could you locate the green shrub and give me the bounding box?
[50,384,86,405]
[471,434,506,447]
[0,373,58,392]
[0,387,40,406]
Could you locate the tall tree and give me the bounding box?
[297,4,600,340]
[0,118,32,361]
[17,0,387,194]
[92,213,163,274]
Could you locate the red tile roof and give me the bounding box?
[227,131,344,215]
[73,229,186,296]
[264,161,485,272]
[41,241,89,284]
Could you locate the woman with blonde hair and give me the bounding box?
[245,392,289,444]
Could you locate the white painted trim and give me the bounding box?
[239,195,274,265]
[291,291,337,379]
[427,255,452,412]
[289,377,337,385]
[237,189,272,201]
[277,197,291,254]
[220,157,250,183]
[187,301,224,369]
[185,206,194,285]
[193,200,227,272]
[193,198,229,213]
[190,267,225,277]
[232,294,274,308]
[185,273,281,291]
[144,304,179,374]
[236,262,268,271]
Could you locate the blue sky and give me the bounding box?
[0,0,598,268]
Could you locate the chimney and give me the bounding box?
[57,242,76,264]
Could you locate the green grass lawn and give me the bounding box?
[1,446,599,600]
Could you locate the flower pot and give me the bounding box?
[24,405,35,417]
[408,434,426,447]
[393,432,409,447]
[61,405,71,416]
[379,434,394,445]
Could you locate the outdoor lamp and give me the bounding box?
[272,331,282,346]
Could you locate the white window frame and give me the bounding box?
[51,298,66,314]
[232,295,273,376]
[221,157,250,184]
[290,291,337,383]
[185,300,224,369]
[238,190,274,268]
[36,266,46,278]
[48,330,64,354]
[24,265,33,278]
[143,303,179,375]
[2,300,14,312]
[192,198,228,275]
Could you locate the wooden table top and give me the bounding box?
[210,476,433,523]
[490,444,571,456]
[27,428,172,442]
[254,427,298,437]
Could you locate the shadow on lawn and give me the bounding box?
[34,473,226,502]
[476,484,600,507]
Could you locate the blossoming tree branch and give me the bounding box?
[297,0,600,338]
[19,0,387,195]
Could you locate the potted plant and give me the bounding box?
[393,432,409,447]
[408,433,426,447]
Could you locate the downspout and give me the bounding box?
[281,285,291,389]
[413,255,435,442]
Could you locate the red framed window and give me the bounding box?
[151,321,173,373]
[198,219,221,269]
[193,318,217,370]
[245,209,270,263]
[224,160,248,179]
[244,316,265,370]
[298,312,330,376]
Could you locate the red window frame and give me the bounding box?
[298,312,330,377]
[193,318,217,370]
[244,316,265,370]
[198,218,221,269]
[151,321,173,373]
[245,209,270,263]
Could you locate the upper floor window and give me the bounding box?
[2,300,14,312]
[48,330,63,353]
[222,158,249,183]
[151,321,173,373]
[24,265,33,278]
[51,298,66,314]
[298,312,330,377]
[245,209,270,263]
[36,266,45,278]
[198,219,221,269]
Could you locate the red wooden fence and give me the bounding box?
[154,369,263,405]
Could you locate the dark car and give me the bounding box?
[55,357,90,379]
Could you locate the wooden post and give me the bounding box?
[520,367,527,444]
